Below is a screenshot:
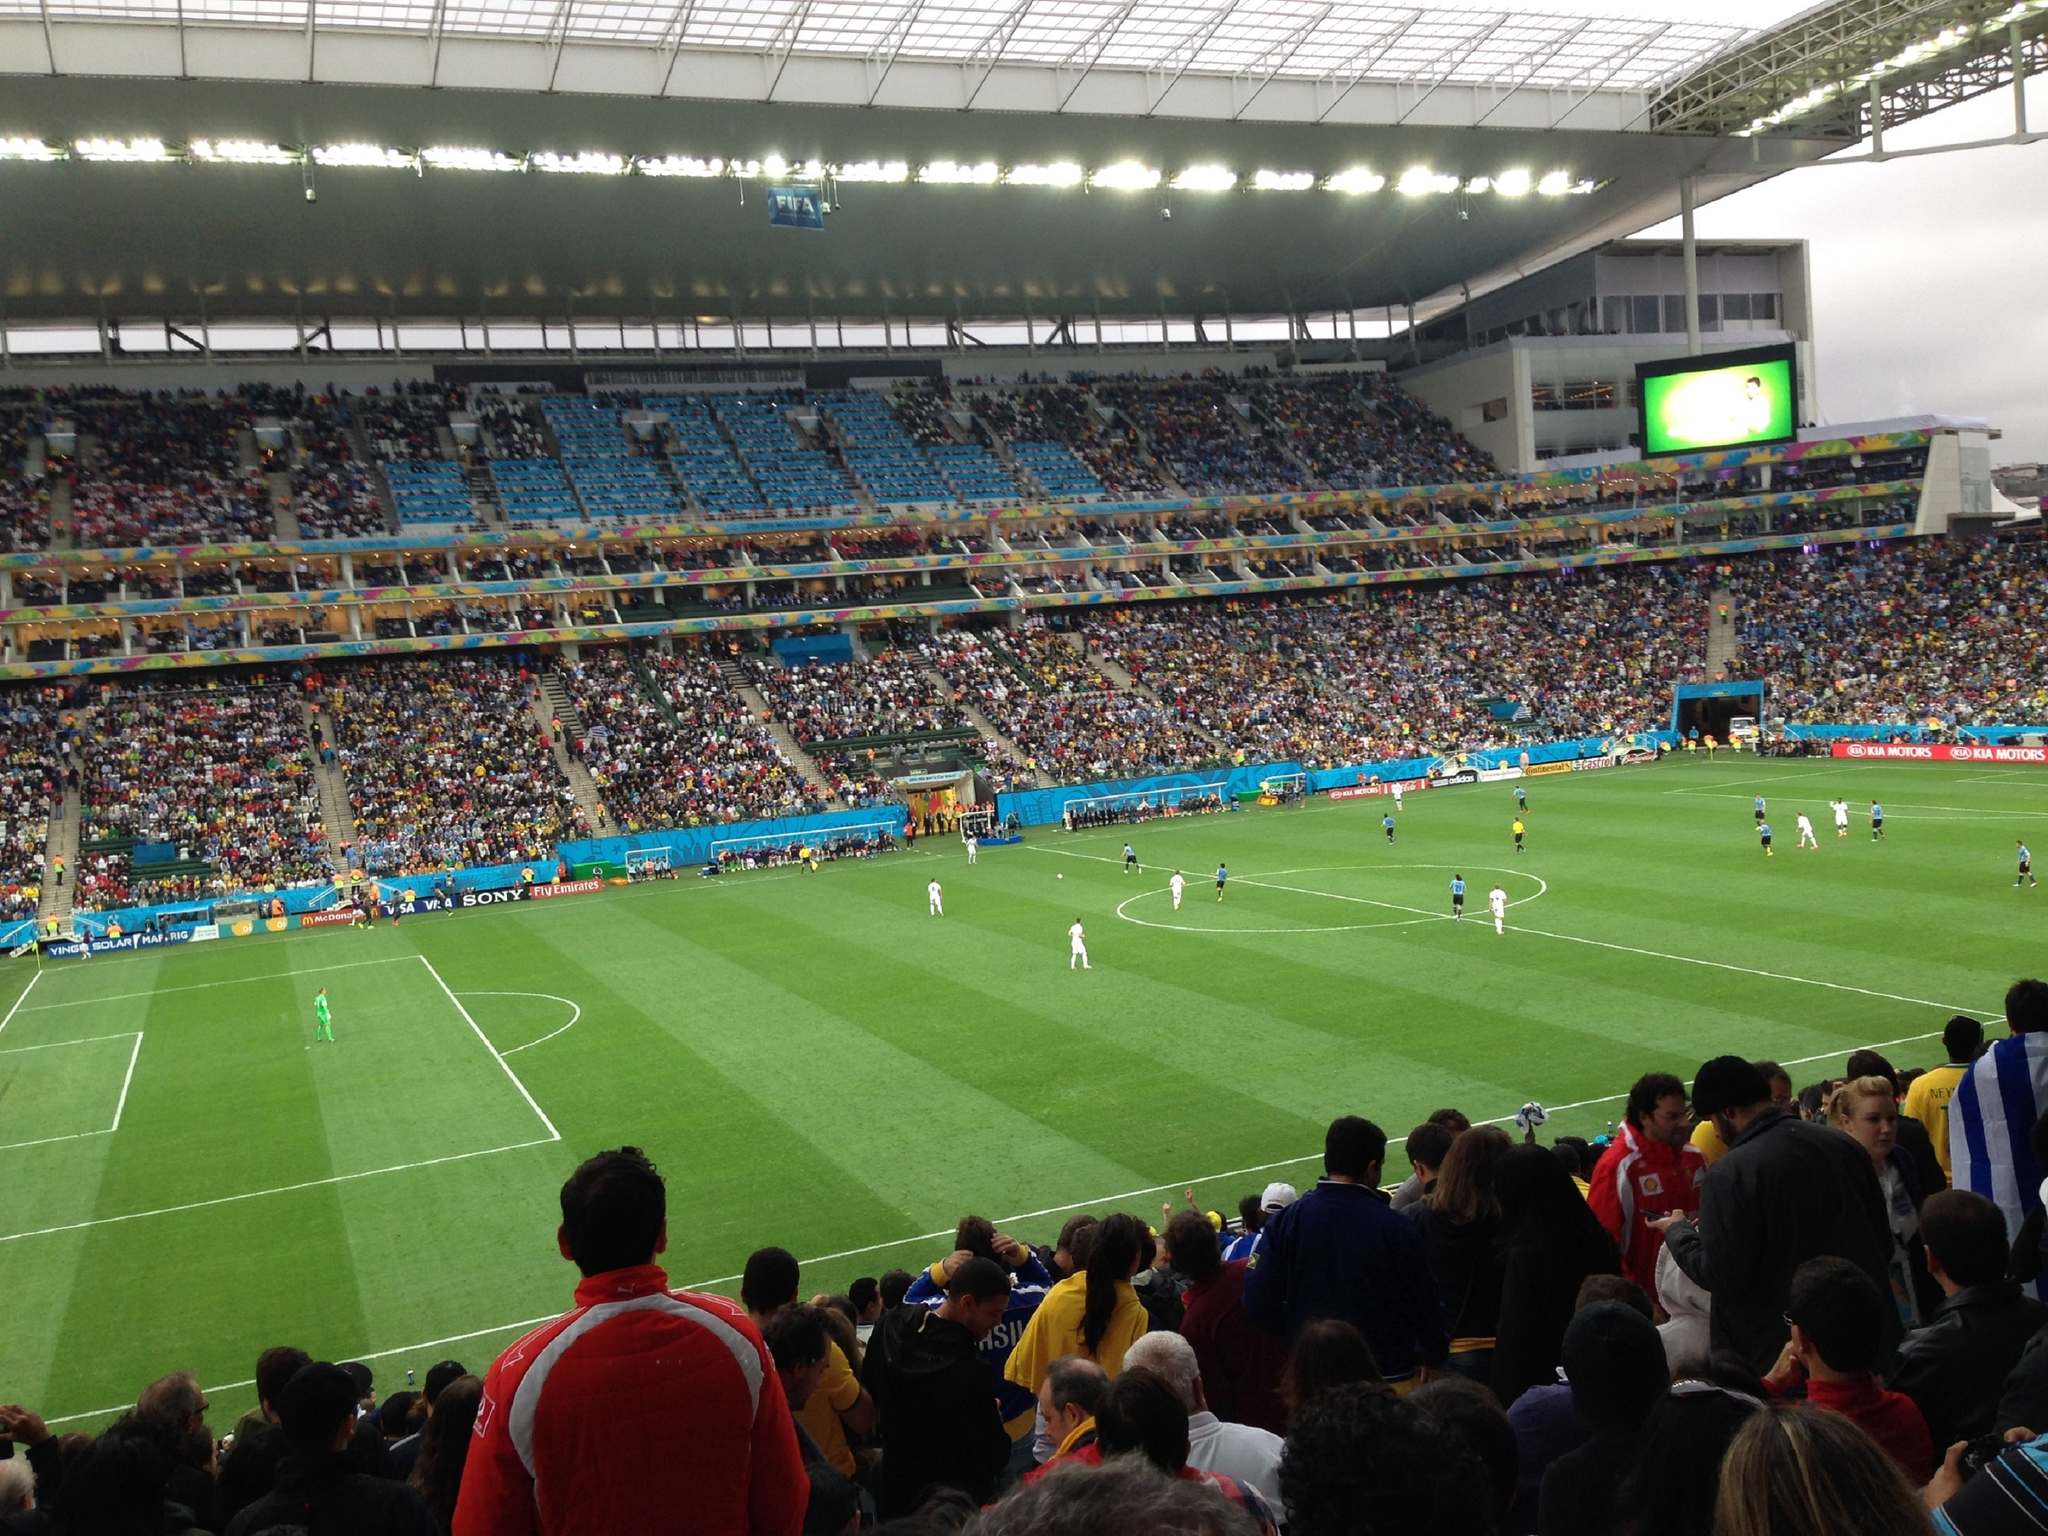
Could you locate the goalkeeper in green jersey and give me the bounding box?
[313,987,334,1043]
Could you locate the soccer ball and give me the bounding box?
[1057,873,1064,880]
[1515,1102,1549,1134]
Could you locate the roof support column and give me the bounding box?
[2014,24,2029,135]
[1869,79,1885,155]
[1679,174,1701,357]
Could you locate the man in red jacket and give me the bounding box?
[1587,1073,1705,1296]
[454,1147,807,1536]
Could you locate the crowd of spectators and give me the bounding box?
[278,391,391,540]
[0,688,67,926]
[742,649,961,746]
[64,395,275,547]
[1096,378,1300,497]
[476,396,548,459]
[1,411,52,552]
[558,646,827,831]
[321,657,581,875]
[1725,535,2048,726]
[965,384,1170,500]
[356,385,461,464]
[22,991,2048,1536]
[73,681,329,904]
[924,624,1217,785]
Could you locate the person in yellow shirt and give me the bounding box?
[1691,1059,1792,1162]
[1005,1213,1147,1461]
[1903,1016,1986,1184]
[742,1247,873,1478]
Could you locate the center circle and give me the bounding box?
[1115,863,1547,936]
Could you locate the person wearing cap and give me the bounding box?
[1167,1210,1289,1435]
[1223,1184,1295,1262]
[900,1215,1052,1444]
[386,1359,467,1481]
[860,1255,1015,1518]
[1535,1302,1671,1536]
[1243,1116,1448,1391]
[453,1146,806,1536]
[1655,1056,1893,1376]
[1585,1072,1706,1297]
[222,1361,436,1536]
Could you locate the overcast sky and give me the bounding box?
[1635,75,2048,465]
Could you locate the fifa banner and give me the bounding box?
[41,927,199,961]
[1831,742,2048,765]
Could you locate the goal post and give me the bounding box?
[1258,771,1308,802]
[958,806,998,839]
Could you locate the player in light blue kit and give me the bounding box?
[1450,874,1466,920]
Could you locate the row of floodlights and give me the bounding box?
[1736,0,2048,133]
[0,137,1601,196]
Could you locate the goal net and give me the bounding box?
[958,806,998,839]
[1259,772,1308,801]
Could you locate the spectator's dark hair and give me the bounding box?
[848,1276,881,1315]
[1754,1061,1791,1096]
[1278,1383,1496,1536]
[1691,1056,1770,1116]
[2009,979,2048,1034]
[945,1256,1011,1302]
[803,1466,864,1535]
[955,1215,998,1261]
[1431,1124,1510,1225]
[1410,1377,1517,1526]
[1562,1301,1668,1437]
[409,1373,481,1532]
[881,1485,979,1534]
[1795,1082,1830,1119]
[763,1304,830,1374]
[54,1420,175,1536]
[1429,1108,1473,1133]
[1325,1115,1387,1180]
[1083,1214,1144,1356]
[279,1362,360,1454]
[254,1346,311,1414]
[1921,1189,2009,1287]
[741,1246,801,1314]
[377,1391,417,1438]
[975,1456,1262,1536]
[1165,1209,1222,1284]
[1944,1015,1986,1062]
[1626,1072,1687,1130]
[1617,1380,1764,1536]
[1237,1195,1264,1234]
[1551,1136,1592,1179]
[1575,1274,1653,1320]
[1843,1050,1899,1094]
[1785,1258,1886,1374]
[1044,1356,1109,1419]
[1060,1214,1100,1269]
[1095,1368,1192,1474]
[1281,1318,1380,1426]
[879,1269,915,1308]
[1407,1121,1456,1175]
[558,1146,665,1276]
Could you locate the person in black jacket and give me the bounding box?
[1658,1056,1895,1378]
[860,1255,1015,1519]
[1491,1144,1620,1407]
[223,1363,436,1536]
[1892,1189,2048,1446]
[1536,1302,1670,1536]
[1408,1125,1511,1386]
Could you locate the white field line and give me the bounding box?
[0,1031,144,1152]
[0,968,43,1037]
[0,1030,143,1056]
[1667,790,2048,819]
[16,956,419,1014]
[110,1033,143,1132]
[1664,766,1848,793]
[470,992,583,1056]
[0,1136,557,1248]
[0,1129,112,1153]
[33,1015,1985,1431]
[418,957,560,1143]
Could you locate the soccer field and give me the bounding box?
[4,753,2043,1429]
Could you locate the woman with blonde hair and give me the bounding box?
[1711,1404,1931,1536]
[1828,1075,1940,1328]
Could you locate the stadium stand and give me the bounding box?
[476,393,551,459]
[967,383,1164,499]
[0,408,52,551]
[270,388,391,539]
[322,656,581,874]
[640,395,765,515]
[1096,377,1301,496]
[714,393,860,514]
[383,461,475,526]
[356,385,457,464]
[64,395,275,546]
[0,688,62,926]
[490,458,579,522]
[817,390,952,507]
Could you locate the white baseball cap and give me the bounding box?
[1260,1181,1298,1213]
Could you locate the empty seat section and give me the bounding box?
[383,461,474,524]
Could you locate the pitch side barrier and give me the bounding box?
[1830,742,2048,765]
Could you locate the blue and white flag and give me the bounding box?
[1951,1032,2048,1249]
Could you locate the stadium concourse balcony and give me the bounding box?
[817,391,951,508]
[490,458,579,523]
[382,461,475,526]
[558,645,826,832]
[72,680,329,908]
[0,688,65,926]
[638,395,765,516]
[321,655,582,875]
[1727,533,2048,725]
[925,624,1219,784]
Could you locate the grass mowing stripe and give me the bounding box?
[0,966,42,1036]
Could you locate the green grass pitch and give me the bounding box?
[4,754,2044,1430]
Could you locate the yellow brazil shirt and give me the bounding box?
[796,1338,861,1477]
[1904,1064,1968,1181]
[1691,1118,1728,1164]
[1003,1272,1146,1394]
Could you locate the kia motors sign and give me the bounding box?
[1831,742,2048,764]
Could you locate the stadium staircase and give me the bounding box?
[36,788,81,931]
[268,471,299,541]
[535,674,613,833]
[1707,586,1740,680]
[717,657,846,810]
[47,478,75,549]
[301,703,358,868]
[923,666,1046,787]
[463,464,503,527]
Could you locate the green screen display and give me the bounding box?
[1639,354,1796,456]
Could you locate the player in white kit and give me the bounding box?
[1831,799,1850,838]
[1170,871,1186,910]
[927,879,944,916]
[1391,782,1404,813]
[1796,813,1819,850]
[965,833,978,864]
[1069,918,1090,969]
[1488,884,1508,935]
